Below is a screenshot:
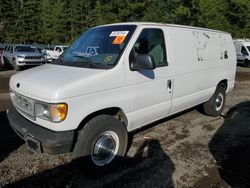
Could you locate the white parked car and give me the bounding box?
[3,44,46,70]
[45,45,68,61]
[7,22,236,174]
[234,40,250,67]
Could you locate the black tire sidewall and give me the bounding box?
[203,86,226,117]
[73,115,128,175]
[211,86,226,116]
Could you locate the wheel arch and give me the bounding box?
[76,107,128,132]
[217,79,228,91]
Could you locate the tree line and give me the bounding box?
[0,0,249,45]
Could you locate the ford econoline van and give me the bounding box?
[7,22,236,174]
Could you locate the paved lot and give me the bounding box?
[0,67,249,187]
[0,70,14,112]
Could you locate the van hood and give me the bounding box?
[9,64,120,101]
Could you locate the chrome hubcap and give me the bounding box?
[215,93,223,111]
[92,131,119,166]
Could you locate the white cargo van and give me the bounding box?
[234,40,250,67]
[7,22,236,174]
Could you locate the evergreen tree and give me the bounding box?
[142,0,177,23]
[226,0,250,38]
[65,0,89,42]
[197,0,231,32]
[39,0,54,44]
[174,0,199,26]
[0,0,9,42]
[15,0,40,43]
[2,0,21,43]
[1,0,250,43]
[50,0,66,44]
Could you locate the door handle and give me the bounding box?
[167,79,172,93]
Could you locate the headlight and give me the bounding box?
[35,102,68,123]
[17,55,25,58]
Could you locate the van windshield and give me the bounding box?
[15,46,37,52]
[247,46,250,52]
[52,25,136,69]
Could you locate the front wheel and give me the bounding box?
[203,86,226,117]
[13,59,20,71]
[73,114,128,176]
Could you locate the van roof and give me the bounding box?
[96,22,230,35]
[234,40,250,46]
[243,42,250,46]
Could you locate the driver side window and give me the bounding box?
[129,29,167,68]
[8,46,13,53]
[241,46,249,56]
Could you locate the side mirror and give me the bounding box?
[130,54,155,71]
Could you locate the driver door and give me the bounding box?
[124,27,173,131]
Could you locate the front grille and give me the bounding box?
[10,91,35,119]
[25,56,42,59]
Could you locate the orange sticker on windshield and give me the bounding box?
[113,36,126,45]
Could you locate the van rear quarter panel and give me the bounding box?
[166,26,236,114]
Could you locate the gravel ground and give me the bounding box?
[0,66,249,188]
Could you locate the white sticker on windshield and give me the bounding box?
[86,46,99,56]
[110,31,129,37]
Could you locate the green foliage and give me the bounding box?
[197,0,231,31]
[38,0,53,43]
[142,0,177,23]
[174,0,199,26]
[0,0,250,44]
[226,0,250,38]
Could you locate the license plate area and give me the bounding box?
[10,91,35,120]
[26,135,42,153]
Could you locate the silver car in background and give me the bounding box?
[4,44,46,70]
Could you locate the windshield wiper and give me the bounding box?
[50,55,110,69]
[72,55,92,62]
[72,55,109,69]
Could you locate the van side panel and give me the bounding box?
[122,25,173,131]
[166,27,236,114]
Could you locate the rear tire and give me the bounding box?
[73,114,128,176]
[203,86,226,117]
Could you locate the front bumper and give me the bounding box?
[7,104,74,154]
[17,61,46,66]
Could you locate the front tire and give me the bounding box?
[203,86,226,117]
[13,59,20,71]
[73,114,128,176]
